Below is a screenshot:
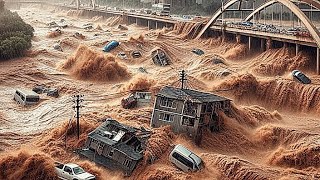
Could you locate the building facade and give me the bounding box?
[151,86,231,144]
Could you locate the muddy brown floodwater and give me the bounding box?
[0,4,320,180]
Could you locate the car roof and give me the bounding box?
[16,89,39,97]
[65,163,80,168]
[173,144,192,156]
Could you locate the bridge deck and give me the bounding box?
[211,25,317,47]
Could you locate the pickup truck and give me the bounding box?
[55,162,96,180]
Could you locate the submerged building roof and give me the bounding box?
[157,86,230,103]
[87,119,144,161]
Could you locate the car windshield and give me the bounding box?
[73,167,85,175]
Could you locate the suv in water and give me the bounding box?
[292,70,311,84]
[169,144,204,172]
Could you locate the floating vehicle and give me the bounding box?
[54,162,96,180]
[292,70,311,84]
[117,52,127,59]
[131,50,142,58]
[14,89,40,106]
[151,48,169,66]
[191,48,204,56]
[103,40,119,52]
[169,144,204,172]
[33,85,59,98]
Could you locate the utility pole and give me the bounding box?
[73,94,83,139]
[180,70,186,89]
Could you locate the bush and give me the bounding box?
[0,1,34,60]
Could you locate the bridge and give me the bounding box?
[197,0,320,74]
[4,0,320,74]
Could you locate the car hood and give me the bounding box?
[75,172,95,179]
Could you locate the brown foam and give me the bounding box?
[0,150,57,180]
[61,45,131,81]
[217,74,320,112]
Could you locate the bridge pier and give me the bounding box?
[236,34,241,44]
[317,48,320,75]
[266,39,272,50]
[295,44,300,56]
[248,36,252,52]
[260,39,265,51]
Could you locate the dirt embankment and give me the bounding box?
[61,45,131,81]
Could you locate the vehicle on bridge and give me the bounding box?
[152,3,170,16]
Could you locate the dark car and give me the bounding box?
[131,50,142,58]
[192,49,204,56]
[292,70,311,84]
[33,85,59,97]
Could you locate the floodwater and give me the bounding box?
[0,4,320,180]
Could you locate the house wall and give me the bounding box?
[151,96,200,137]
[153,95,184,114]
[86,138,138,172]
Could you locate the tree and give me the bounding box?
[0,3,34,60]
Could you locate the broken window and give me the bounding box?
[108,149,114,157]
[123,159,132,168]
[160,97,175,108]
[184,101,197,116]
[206,103,212,112]
[182,117,195,127]
[159,113,174,122]
[201,104,206,113]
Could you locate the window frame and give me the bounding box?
[159,97,176,109]
[159,113,174,122]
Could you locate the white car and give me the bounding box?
[55,162,96,180]
[169,144,203,172]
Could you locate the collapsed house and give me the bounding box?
[151,48,170,66]
[78,119,150,175]
[121,91,152,109]
[150,86,231,144]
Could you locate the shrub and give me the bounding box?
[0,0,34,60]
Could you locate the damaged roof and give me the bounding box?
[157,86,230,103]
[87,119,145,161]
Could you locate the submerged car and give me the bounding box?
[117,52,127,59]
[131,50,142,58]
[191,49,204,56]
[103,40,119,52]
[292,70,311,84]
[169,144,204,172]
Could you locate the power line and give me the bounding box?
[72,94,84,139]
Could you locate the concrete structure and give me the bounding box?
[196,0,320,74]
[150,86,231,144]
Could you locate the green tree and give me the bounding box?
[0,1,34,60]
